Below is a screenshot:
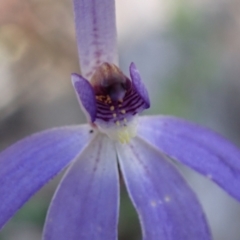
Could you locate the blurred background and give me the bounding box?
[0,0,240,239]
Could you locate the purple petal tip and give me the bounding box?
[71,73,96,122]
[129,63,150,109]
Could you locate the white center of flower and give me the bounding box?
[97,116,138,144]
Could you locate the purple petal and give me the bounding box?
[73,0,118,79]
[116,137,211,240]
[130,63,150,108]
[43,134,119,240]
[0,125,95,229]
[71,73,96,122]
[138,116,240,201]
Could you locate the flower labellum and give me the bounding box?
[72,62,150,143]
[0,0,240,240]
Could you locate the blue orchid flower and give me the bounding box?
[1,0,240,239]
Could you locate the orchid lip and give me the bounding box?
[72,62,150,143]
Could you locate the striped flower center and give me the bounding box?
[90,63,149,143]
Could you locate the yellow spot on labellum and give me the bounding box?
[104,95,112,104]
[118,127,131,144]
[113,113,117,118]
[96,95,103,101]
[121,109,126,114]
[110,106,115,111]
